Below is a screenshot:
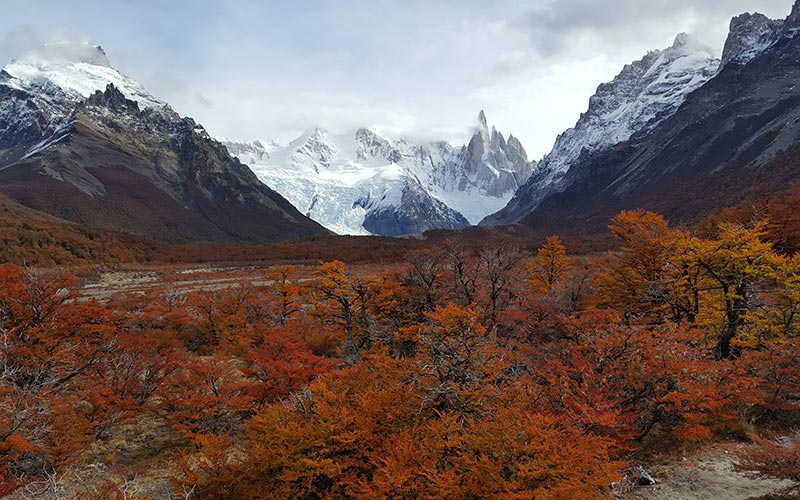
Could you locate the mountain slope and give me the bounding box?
[483,33,720,226]
[0,43,330,244]
[225,112,534,236]
[511,2,800,234]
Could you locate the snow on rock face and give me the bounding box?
[722,13,783,67]
[544,33,719,181]
[224,112,534,236]
[0,41,176,164]
[483,33,720,226]
[720,2,800,69]
[2,42,164,110]
[359,178,470,237]
[224,139,277,164]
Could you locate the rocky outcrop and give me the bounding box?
[721,13,782,67]
[359,179,469,236]
[82,83,140,114]
[455,112,534,199]
[786,0,800,28]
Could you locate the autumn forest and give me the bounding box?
[0,207,799,499]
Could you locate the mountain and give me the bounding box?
[0,42,330,244]
[489,1,800,234]
[224,112,534,236]
[483,33,720,226]
[721,12,783,67]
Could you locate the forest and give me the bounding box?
[1,208,800,499]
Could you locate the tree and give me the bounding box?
[528,235,572,293]
[685,221,780,358]
[225,351,621,500]
[314,261,374,361]
[404,251,444,314]
[479,241,523,327]
[245,324,337,406]
[0,265,119,473]
[269,266,300,327]
[415,304,503,414]
[772,254,800,336]
[159,353,255,442]
[598,211,700,324]
[443,243,479,306]
[736,434,800,483]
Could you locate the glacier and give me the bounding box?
[224,112,535,236]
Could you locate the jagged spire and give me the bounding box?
[478,110,487,128]
[787,0,800,28]
[83,83,140,113]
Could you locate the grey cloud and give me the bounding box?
[489,51,538,77]
[523,0,793,57]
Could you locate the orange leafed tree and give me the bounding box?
[528,235,572,293]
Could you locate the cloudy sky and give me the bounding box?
[0,0,794,158]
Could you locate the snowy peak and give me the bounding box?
[546,33,719,177]
[722,13,783,66]
[473,110,491,150]
[0,42,330,244]
[492,0,800,237]
[668,32,713,56]
[288,128,340,170]
[720,2,800,69]
[507,134,527,159]
[354,128,400,163]
[2,42,164,110]
[454,110,534,200]
[483,33,720,226]
[223,139,275,163]
[487,0,800,229]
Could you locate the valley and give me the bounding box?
[3,1,800,499]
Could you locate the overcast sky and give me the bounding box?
[0,0,795,158]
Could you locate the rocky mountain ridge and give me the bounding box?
[484,33,721,226]
[495,1,800,235]
[0,43,330,244]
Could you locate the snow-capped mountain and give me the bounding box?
[483,33,720,226]
[0,42,329,244]
[2,42,164,109]
[482,1,800,237]
[226,128,468,236]
[225,112,534,236]
[0,42,176,164]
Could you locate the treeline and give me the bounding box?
[1,210,799,499]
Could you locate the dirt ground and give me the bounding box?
[620,443,797,500]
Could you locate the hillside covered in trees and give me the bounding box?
[1,209,800,499]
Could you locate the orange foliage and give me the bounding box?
[1,206,799,497]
